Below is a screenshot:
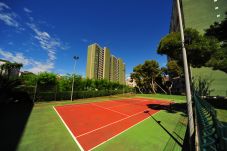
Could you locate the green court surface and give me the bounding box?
[16,94,187,151]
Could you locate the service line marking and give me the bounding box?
[91,103,130,117]
[76,109,148,138]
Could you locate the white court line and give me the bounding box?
[107,99,150,109]
[88,111,161,151]
[91,103,130,117]
[53,106,84,151]
[76,109,147,138]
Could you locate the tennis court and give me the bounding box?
[54,98,171,151]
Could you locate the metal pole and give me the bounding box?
[33,78,38,103]
[176,0,194,147]
[123,69,125,96]
[71,56,78,101]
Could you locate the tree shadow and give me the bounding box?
[0,97,33,150]
[205,97,227,110]
[146,102,187,116]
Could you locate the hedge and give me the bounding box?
[28,89,133,102]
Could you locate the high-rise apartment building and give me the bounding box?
[109,55,118,82]
[86,43,125,84]
[170,0,227,96]
[118,58,125,85]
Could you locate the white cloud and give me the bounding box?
[8,42,13,45]
[0,2,68,73]
[0,2,10,11]
[0,49,30,65]
[0,49,54,73]
[0,13,19,27]
[0,2,19,28]
[23,7,32,13]
[28,61,54,73]
[27,23,62,61]
[81,38,88,43]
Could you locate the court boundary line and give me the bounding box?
[53,106,84,151]
[76,109,147,138]
[88,110,161,151]
[91,103,130,117]
[107,99,151,109]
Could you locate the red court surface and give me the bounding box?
[54,98,171,151]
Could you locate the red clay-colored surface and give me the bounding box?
[55,98,171,151]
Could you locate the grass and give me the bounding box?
[216,109,227,125]
[15,94,187,151]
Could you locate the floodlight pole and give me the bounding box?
[123,68,125,96]
[176,0,194,148]
[71,56,79,101]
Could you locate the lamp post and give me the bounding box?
[71,56,79,101]
[123,68,125,96]
[176,0,194,149]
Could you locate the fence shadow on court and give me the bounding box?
[144,111,183,148]
[0,100,33,150]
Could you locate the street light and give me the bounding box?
[176,0,194,149]
[71,56,79,101]
[122,68,125,96]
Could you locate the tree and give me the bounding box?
[37,72,57,91]
[130,60,162,94]
[20,73,37,86]
[204,13,227,73]
[0,62,23,79]
[205,12,227,44]
[166,60,181,78]
[157,28,220,68]
[205,47,227,73]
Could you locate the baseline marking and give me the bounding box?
[53,106,84,151]
[91,103,129,117]
[89,111,161,151]
[76,109,147,138]
[107,99,150,109]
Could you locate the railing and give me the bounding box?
[193,93,227,151]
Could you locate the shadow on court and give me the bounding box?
[146,102,187,116]
[0,101,33,151]
[144,110,183,148]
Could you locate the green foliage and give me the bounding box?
[131,60,161,94]
[20,72,131,101]
[206,47,227,73]
[157,28,220,68]
[166,60,181,78]
[204,13,227,73]
[34,90,132,101]
[205,12,227,43]
[0,62,23,79]
[20,73,37,86]
[0,74,23,103]
[157,32,181,58]
[192,76,214,96]
[37,72,57,88]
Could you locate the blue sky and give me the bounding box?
[0,0,172,77]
